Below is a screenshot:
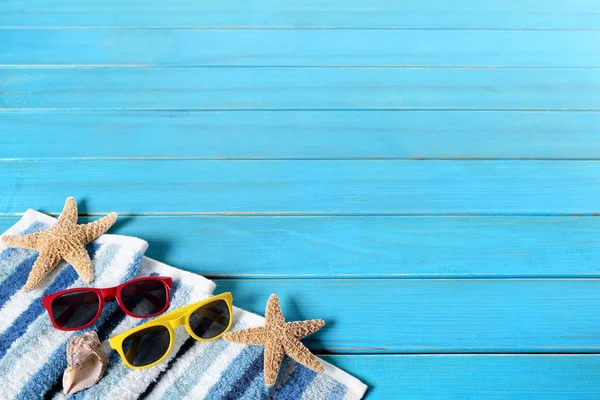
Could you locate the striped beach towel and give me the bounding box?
[0,210,367,399]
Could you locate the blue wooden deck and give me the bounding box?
[1,1,600,398]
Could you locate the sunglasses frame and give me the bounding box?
[42,276,173,331]
[109,292,233,370]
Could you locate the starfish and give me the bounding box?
[2,197,117,291]
[224,294,325,386]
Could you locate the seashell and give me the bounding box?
[63,332,108,395]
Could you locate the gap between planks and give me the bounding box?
[1,157,600,161]
[1,212,600,217]
[1,27,599,31]
[3,109,600,113]
[207,275,600,281]
[4,108,600,112]
[3,65,600,70]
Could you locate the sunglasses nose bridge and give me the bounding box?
[168,315,187,329]
[100,287,117,301]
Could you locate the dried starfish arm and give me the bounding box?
[24,252,62,291]
[2,231,46,249]
[224,327,268,345]
[55,197,79,227]
[80,213,117,243]
[264,342,286,386]
[265,294,285,327]
[286,320,325,339]
[283,339,324,373]
[63,247,94,282]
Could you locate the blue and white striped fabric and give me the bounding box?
[0,210,367,400]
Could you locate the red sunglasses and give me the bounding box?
[42,276,173,331]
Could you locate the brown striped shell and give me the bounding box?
[63,332,108,395]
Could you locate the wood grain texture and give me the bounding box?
[2,29,599,67]
[0,160,598,215]
[2,68,599,110]
[2,111,600,159]
[3,0,599,395]
[324,355,600,399]
[2,0,599,29]
[2,215,599,278]
[214,278,600,353]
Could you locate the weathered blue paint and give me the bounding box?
[213,279,600,353]
[2,30,600,68]
[1,0,599,29]
[1,0,599,398]
[0,160,599,215]
[322,354,600,399]
[1,111,600,159]
[3,216,600,278]
[2,68,599,110]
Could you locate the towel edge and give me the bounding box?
[141,256,217,296]
[231,307,368,397]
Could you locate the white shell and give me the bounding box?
[62,332,108,395]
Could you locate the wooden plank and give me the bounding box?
[3,215,599,278]
[2,68,599,110]
[323,355,600,399]
[0,160,598,215]
[2,111,600,159]
[213,278,600,353]
[2,0,599,29]
[2,29,599,67]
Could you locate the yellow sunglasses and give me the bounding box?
[109,292,233,369]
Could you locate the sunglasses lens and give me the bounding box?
[189,299,231,339]
[51,290,100,329]
[122,325,171,367]
[120,279,168,317]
